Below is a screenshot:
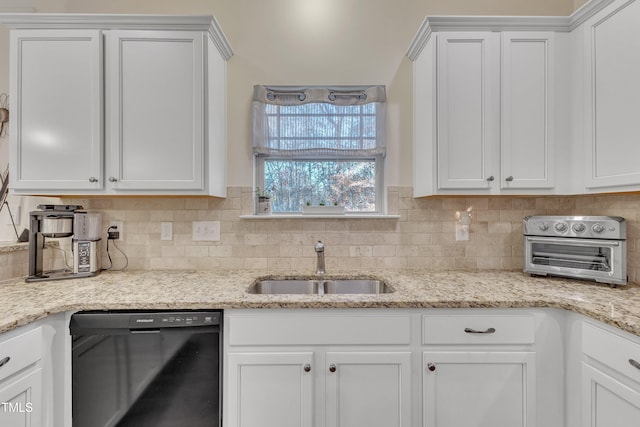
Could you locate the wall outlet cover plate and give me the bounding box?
[192,221,220,241]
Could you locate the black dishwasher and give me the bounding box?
[70,310,222,427]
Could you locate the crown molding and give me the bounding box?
[406,0,620,61]
[568,0,616,29]
[0,13,234,59]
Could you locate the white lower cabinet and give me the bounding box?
[227,350,411,427]
[581,364,640,427]
[423,351,536,427]
[421,313,538,427]
[226,352,314,427]
[0,367,43,427]
[580,321,640,427]
[224,309,413,427]
[0,325,44,427]
[225,309,562,427]
[325,351,412,427]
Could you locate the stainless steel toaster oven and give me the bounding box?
[523,216,626,286]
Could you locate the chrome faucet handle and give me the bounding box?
[315,241,326,275]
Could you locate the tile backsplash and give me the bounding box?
[3,187,638,283]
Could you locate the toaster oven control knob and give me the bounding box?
[554,222,568,233]
[538,223,549,231]
[592,223,605,233]
[572,223,586,233]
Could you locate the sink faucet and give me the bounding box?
[315,241,325,275]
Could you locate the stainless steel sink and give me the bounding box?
[324,279,389,294]
[250,280,320,295]
[248,278,391,295]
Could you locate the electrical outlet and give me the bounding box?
[161,222,173,241]
[455,223,469,241]
[192,221,220,241]
[108,221,124,240]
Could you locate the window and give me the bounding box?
[253,85,386,213]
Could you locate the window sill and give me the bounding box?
[239,214,400,220]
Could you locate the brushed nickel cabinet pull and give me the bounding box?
[464,327,496,334]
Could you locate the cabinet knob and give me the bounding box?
[0,356,10,367]
[486,176,495,182]
[88,177,98,183]
[464,327,496,334]
[630,359,640,370]
[427,363,436,372]
[505,176,514,182]
[304,364,311,373]
[109,177,118,183]
[329,364,336,373]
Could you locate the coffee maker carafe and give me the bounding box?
[27,205,102,282]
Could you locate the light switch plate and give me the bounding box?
[160,222,173,241]
[192,221,220,241]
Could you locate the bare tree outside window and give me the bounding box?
[253,86,386,214]
[264,159,376,212]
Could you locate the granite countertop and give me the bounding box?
[1,269,640,336]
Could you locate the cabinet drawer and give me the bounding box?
[0,327,42,382]
[422,315,535,344]
[583,322,640,384]
[229,313,411,346]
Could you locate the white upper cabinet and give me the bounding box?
[408,21,563,196]
[436,32,500,190]
[579,0,640,190]
[1,15,233,196]
[501,32,556,190]
[106,30,204,191]
[409,0,640,197]
[9,29,103,191]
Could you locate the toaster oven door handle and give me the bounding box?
[526,236,621,246]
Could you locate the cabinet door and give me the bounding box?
[583,0,640,188]
[501,32,555,189]
[436,32,500,190]
[423,351,536,427]
[0,368,43,427]
[106,30,204,191]
[226,352,313,427]
[581,363,640,427]
[325,352,412,427]
[9,29,103,191]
